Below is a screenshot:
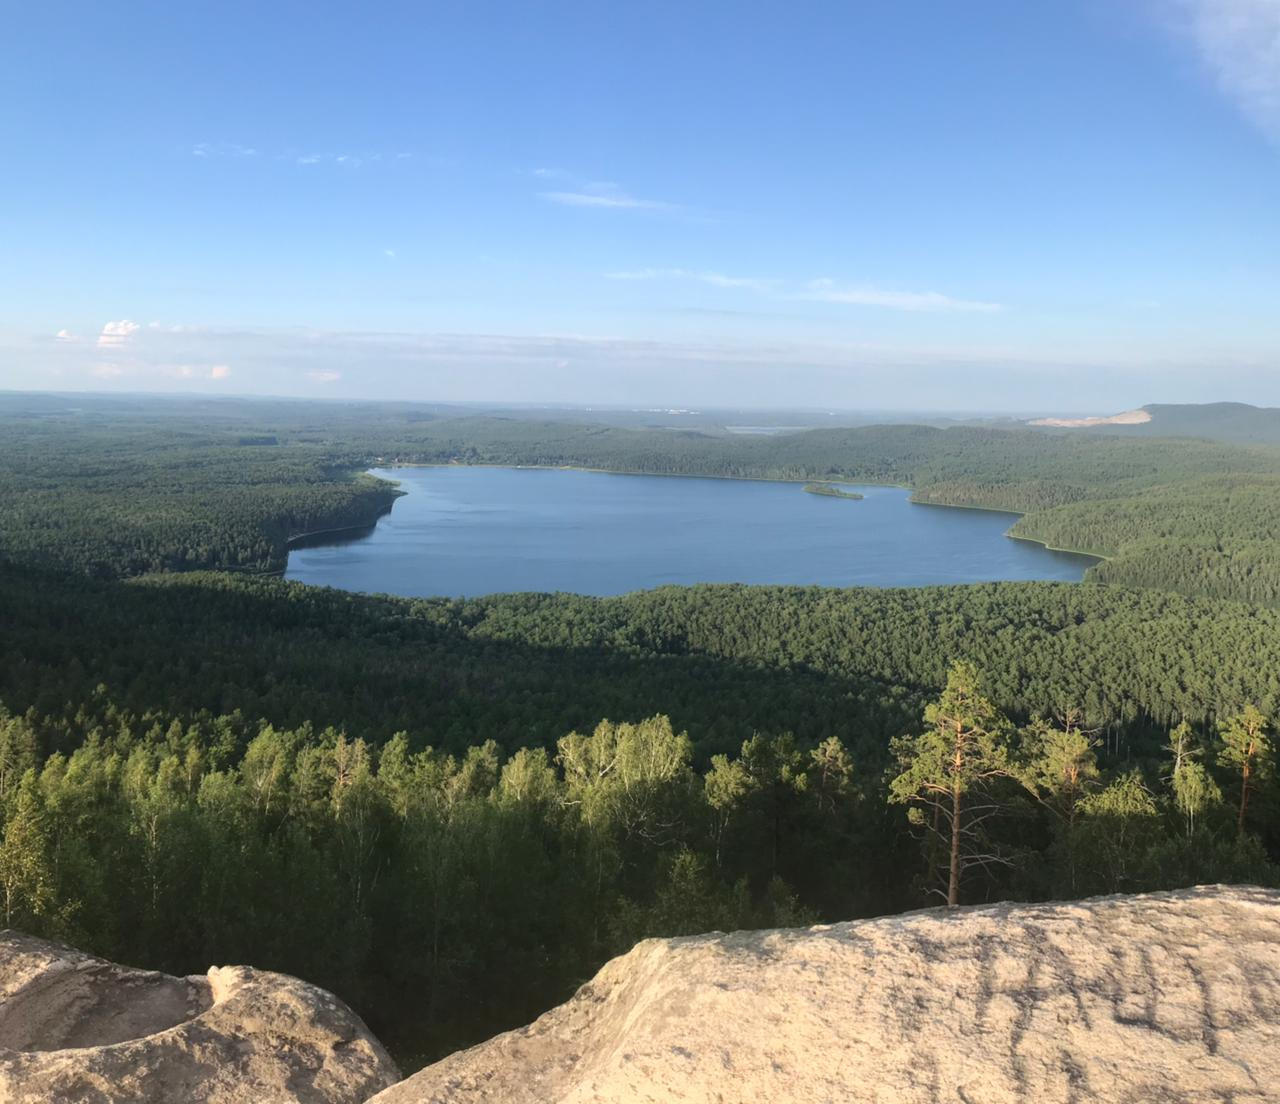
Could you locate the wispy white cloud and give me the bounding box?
[605,269,1002,312]
[307,370,342,383]
[55,328,79,342]
[191,143,415,167]
[295,151,418,167]
[607,268,773,292]
[799,279,1004,313]
[542,190,669,210]
[191,142,258,158]
[383,248,397,259]
[88,362,232,382]
[97,319,141,348]
[1173,0,1280,138]
[538,176,674,211]
[297,152,376,167]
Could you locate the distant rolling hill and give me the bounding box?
[1028,402,1280,444]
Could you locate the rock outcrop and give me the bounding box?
[0,932,400,1104]
[371,885,1280,1104]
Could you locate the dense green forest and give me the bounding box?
[3,393,1280,1061]
[6,567,1280,752]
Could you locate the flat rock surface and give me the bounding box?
[369,885,1280,1104]
[0,932,400,1104]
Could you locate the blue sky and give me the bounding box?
[2,0,1277,411]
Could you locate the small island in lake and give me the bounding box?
[803,482,864,500]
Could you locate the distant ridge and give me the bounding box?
[1026,401,1280,444]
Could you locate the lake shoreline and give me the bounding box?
[1006,531,1108,562]
[286,519,383,550]
[373,459,914,490]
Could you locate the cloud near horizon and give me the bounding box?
[40,321,235,384]
[10,318,1276,411]
[97,320,141,348]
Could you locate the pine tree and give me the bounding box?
[0,712,39,807]
[1020,708,1100,828]
[0,772,56,931]
[1218,705,1272,835]
[889,661,1014,906]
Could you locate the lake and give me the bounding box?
[285,466,1097,598]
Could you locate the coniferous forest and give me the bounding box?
[3,393,1280,1061]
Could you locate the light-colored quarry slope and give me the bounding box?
[1027,408,1152,428]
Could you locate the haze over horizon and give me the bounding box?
[3,1,1278,410]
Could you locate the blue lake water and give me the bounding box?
[284,466,1098,598]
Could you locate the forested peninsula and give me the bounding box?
[802,482,864,499]
[3,393,1280,1062]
